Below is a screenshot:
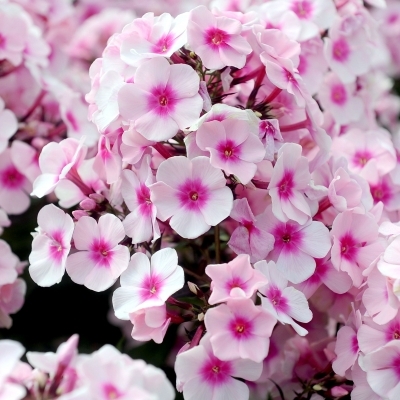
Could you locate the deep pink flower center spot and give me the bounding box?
[259,121,275,139]
[277,171,294,199]
[201,357,232,385]
[206,28,228,47]
[153,34,174,53]
[353,150,372,167]
[268,286,289,313]
[370,181,391,204]
[178,179,210,211]
[339,234,358,261]
[291,0,313,19]
[159,95,168,106]
[331,84,347,105]
[103,383,122,399]
[0,166,25,189]
[332,38,350,62]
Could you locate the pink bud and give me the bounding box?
[72,210,88,220]
[79,198,96,211]
[89,193,105,203]
[330,386,349,397]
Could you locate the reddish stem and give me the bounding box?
[189,324,205,349]
[167,297,193,310]
[317,197,331,214]
[280,119,308,133]
[264,87,282,104]
[20,90,46,122]
[153,142,174,159]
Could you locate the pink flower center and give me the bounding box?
[159,95,168,106]
[339,234,358,261]
[0,166,25,189]
[200,356,232,385]
[103,383,122,399]
[353,150,372,168]
[370,181,391,205]
[178,179,210,211]
[332,38,350,62]
[276,171,294,199]
[90,239,113,267]
[259,121,276,139]
[291,0,313,19]
[330,84,347,105]
[267,286,289,313]
[148,85,176,116]
[206,28,228,47]
[230,316,252,339]
[152,33,174,54]
[140,273,162,300]
[49,231,66,262]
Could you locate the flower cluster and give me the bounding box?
[0,335,174,400]
[1,0,400,399]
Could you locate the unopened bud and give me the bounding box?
[89,193,105,203]
[72,210,88,220]
[312,384,324,391]
[79,198,96,211]
[254,111,262,118]
[198,313,204,321]
[330,386,348,397]
[188,281,200,295]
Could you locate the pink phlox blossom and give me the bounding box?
[361,340,400,399]
[268,143,312,225]
[324,15,373,84]
[363,266,399,325]
[369,173,400,212]
[175,333,262,400]
[187,5,252,70]
[227,198,275,263]
[31,137,87,198]
[205,254,268,305]
[66,214,130,292]
[0,149,31,215]
[0,340,26,400]
[255,260,313,336]
[112,248,184,319]
[129,304,171,344]
[151,156,233,239]
[205,298,277,363]
[294,256,353,299]
[29,204,74,287]
[0,97,17,154]
[318,72,364,126]
[196,118,265,184]
[93,135,122,185]
[297,37,328,95]
[118,57,203,142]
[26,334,79,380]
[358,312,400,356]
[331,210,384,288]
[120,12,188,66]
[121,156,160,244]
[377,234,400,281]
[265,0,337,42]
[261,205,331,284]
[10,141,41,184]
[351,360,381,400]
[332,307,362,377]
[59,91,100,148]
[0,278,26,329]
[120,124,154,165]
[0,240,19,287]
[258,119,283,162]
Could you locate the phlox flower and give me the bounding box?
[0,279,26,329]
[118,57,203,142]
[205,299,276,363]
[261,205,331,284]
[227,198,275,263]
[358,311,400,356]
[121,157,160,245]
[258,119,283,162]
[66,214,130,292]
[187,5,252,70]
[0,149,31,215]
[31,138,87,198]
[268,143,312,225]
[361,341,400,399]
[112,248,184,319]
[0,340,25,400]
[351,361,381,400]
[205,254,268,305]
[332,308,362,377]
[378,235,400,280]
[151,156,233,239]
[318,72,364,126]
[29,204,74,287]
[255,260,313,336]
[120,12,188,66]
[129,304,171,344]
[0,97,17,154]
[10,141,41,184]
[175,334,262,400]
[195,119,265,184]
[0,240,19,287]
[331,210,384,288]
